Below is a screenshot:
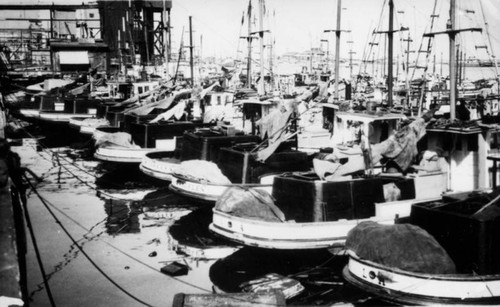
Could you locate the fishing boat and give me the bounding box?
[94,118,201,163]
[37,95,100,124]
[168,94,313,202]
[209,58,447,249]
[169,134,311,202]
[342,189,500,305]
[209,161,447,249]
[92,85,203,163]
[8,79,85,122]
[68,80,161,134]
[139,126,260,181]
[341,0,500,303]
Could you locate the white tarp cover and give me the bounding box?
[173,160,231,184]
[93,132,139,148]
[59,51,89,65]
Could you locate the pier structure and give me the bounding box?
[0,0,172,75]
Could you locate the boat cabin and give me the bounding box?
[331,111,405,147]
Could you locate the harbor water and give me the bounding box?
[16,137,219,306]
[14,130,386,306]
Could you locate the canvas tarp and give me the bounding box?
[346,221,456,274]
[215,186,286,222]
[173,160,231,184]
[149,100,187,123]
[368,117,427,171]
[93,132,139,148]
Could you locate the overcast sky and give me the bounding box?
[170,0,500,61]
[4,0,500,61]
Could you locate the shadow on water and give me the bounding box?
[14,121,93,150]
[102,187,200,236]
[209,247,393,306]
[94,162,167,190]
[169,205,239,248]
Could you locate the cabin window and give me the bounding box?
[204,96,211,105]
[145,86,149,92]
[138,87,143,94]
[217,96,221,105]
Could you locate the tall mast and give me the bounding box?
[403,34,412,106]
[258,0,265,95]
[347,40,355,79]
[387,0,394,108]
[189,16,194,85]
[449,0,456,120]
[324,0,342,101]
[246,0,253,88]
[334,0,342,101]
[162,0,169,77]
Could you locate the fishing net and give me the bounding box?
[346,221,456,274]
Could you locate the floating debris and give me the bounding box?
[160,261,189,277]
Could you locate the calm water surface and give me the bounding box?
[13,128,388,306]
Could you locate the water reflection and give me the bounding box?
[101,188,198,235]
[103,198,141,234]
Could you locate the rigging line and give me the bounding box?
[478,0,500,82]
[13,183,57,307]
[24,188,290,306]
[26,183,212,293]
[23,174,154,307]
[410,0,440,82]
[26,188,302,307]
[21,164,215,294]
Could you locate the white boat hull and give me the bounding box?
[139,151,180,181]
[69,117,106,135]
[208,172,445,249]
[17,109,40,119]
[343,252,500,305]
[169,174,273,202]
[39,112,96,123]
[209,210,396,249]
[94,146,168,163]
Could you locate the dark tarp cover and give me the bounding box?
[215,187,286,222]
[345,221,456,274]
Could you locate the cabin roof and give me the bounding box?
[336,111,406,123]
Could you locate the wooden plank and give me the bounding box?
[173,291,286,307]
